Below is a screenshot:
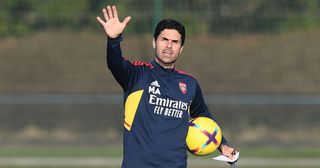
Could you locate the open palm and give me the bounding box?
[97,6,131,38]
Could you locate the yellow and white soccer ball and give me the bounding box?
[186,117,222,156]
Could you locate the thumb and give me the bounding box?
[122,16,131,26]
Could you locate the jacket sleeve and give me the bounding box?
[107,36,142,91]
[190,82,228,145]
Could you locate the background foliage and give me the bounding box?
[1,0,320,36]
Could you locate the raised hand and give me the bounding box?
[97,5,131,38]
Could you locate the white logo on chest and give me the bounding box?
[147,80,188,119]
[149,80,161,95]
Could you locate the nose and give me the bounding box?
[167,41,172,48]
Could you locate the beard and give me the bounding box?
[154,45,182,68]
[155,53,178,69]
[155,53,177,64]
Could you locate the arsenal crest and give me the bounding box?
[179,82,187,94]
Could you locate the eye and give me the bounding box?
[173,40,180,44]
[160,37,168,41]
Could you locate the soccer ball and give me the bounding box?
[186,117,222,156]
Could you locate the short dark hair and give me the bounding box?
[153,19,186,46]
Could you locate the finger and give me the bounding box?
[107,5,114,18]
[102,8,109,20]
[231,149,237,155]
[225,150,234,159]
[96,16,105,25]
[122,16,131,26]
[226,153,232,158]
[112,6,118,19]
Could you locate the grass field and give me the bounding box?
[0,146,319,168]
[0,146,319,158]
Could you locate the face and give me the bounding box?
[153,29,184,69]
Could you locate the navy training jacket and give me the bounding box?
[106,36,228,168]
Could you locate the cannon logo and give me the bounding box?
[179,82,187,94]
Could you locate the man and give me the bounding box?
[97,5,237,168]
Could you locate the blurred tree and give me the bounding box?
[0,0,34,36]
[207,0,320,33]
[33,0,88,29]
[0,0,319,37]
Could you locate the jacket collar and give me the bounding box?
[151,60,176,75]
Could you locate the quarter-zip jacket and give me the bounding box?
[107,36,228,168]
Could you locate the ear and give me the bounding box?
[179,46,184,54]
[152,39,156,49]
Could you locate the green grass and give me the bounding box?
[0,167,111,168]
[189,146,320,159]
[239,146,320,158]
[0,146,319,168]
[0,146,319,159]
[0,146,122,158]
[3,167,320,168]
